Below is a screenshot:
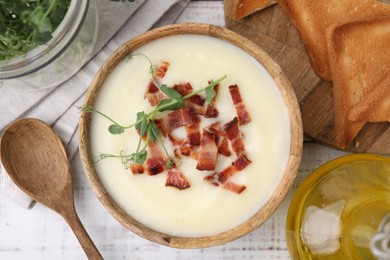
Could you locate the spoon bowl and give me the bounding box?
[0,118,102,259]
[1,118,69,198]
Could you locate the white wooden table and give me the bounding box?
[0,1,350,259]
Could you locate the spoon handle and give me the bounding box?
[62,209,103,260]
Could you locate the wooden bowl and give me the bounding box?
[79,23,303,248]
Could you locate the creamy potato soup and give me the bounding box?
[90,34,290,237]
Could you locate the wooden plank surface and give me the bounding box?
[0,1,352,259]
[224,0,390,154]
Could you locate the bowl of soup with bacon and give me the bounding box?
[79,23,303,248]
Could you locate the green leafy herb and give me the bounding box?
[79,105,128,134]
[135,111,144,131]
[80,54,228,168]
[205,81,217,104]
[134,150,147,164]
[149,120,160,141]
[139,113,148,137]
[128,53,160,87]
[0,0,71,61]
[155,98,184,112]
[95,150,147,169]
[108,124,125,135]
[160,84,184,103]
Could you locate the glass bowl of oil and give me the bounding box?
[286,154,390,259]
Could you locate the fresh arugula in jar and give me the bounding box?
[0,0,71,61]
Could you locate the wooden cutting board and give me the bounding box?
[224,0,390,154]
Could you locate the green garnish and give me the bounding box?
[80,54,227,168]
[160,84,184,104]
[0,0,71,61]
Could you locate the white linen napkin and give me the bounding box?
[0,0,190,208]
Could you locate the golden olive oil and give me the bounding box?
[286,154,390,259]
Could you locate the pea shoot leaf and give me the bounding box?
[149,120,160,142]
[140,114,148,137]
[156,99,184,112]
[205,82,217,104]
[134,151,147,164]
[160,84,183,103]
[135,111,145,131]
[109,124,125,135]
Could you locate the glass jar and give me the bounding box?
[0,0,99,91]
[286,154,390,259]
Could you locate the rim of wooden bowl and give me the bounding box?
[79,23,303,249]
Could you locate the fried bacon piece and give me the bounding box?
[173,82,192,96]
[204,176,246,194]
[207,122,231,156]
[155,108,197,136]
[187,94,206,115]
[172,82,219,117]
[174,145,199,160]
[169,116,200,160]
[224,117,246,156]
[144,82,165,106]
[207,122,226,137]
[204,104,218,118]
[204,154,251,185]
[165,169,191,190]
[168,133,186,146]
[234,153,252,170]
[130,163,145,174]
[167,108,197,133]
[215,164,237,184]
[154,61,170,79]
[146,158,165,175]
[167,113,200,161]
[174,147,184,159]
[196,128,218,171]
[144,61,170,106]
[145,139,166,175]
[173,83,206,114]
[153,118,165,136]
[223,182,246,194]
[203,173,219,186]
[186,116,201,146]
[160,85,201,143]
[229,84,252,125]
[218,137,232,157]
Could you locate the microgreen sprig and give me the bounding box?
[128,53,161,88]
[80,74,226,135]
[80,53,227,167]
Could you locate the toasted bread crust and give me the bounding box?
[277,0,390,81]
[327,16,390,148]
[349,74,390,123]
[234,0,276,19]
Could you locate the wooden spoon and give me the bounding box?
[0,118,102,259]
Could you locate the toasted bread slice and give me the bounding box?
[234,0,276,19]
[327,16,390,148]
[349,74,390,122]
[277,0,390,81]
